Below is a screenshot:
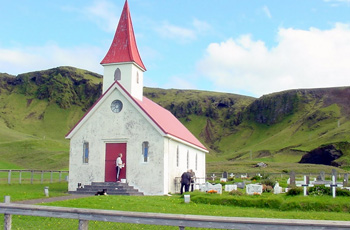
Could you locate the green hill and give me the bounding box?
[0,66,349,173]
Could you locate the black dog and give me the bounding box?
[95,189,108,196]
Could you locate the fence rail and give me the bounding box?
[1,202,350,230]
[0,170,69,184]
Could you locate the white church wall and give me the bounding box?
[166,139,206,194]
[102,63,144,100]
[69,88,165,195]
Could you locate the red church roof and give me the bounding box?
[134,96,207,151]
[100,0,146,70]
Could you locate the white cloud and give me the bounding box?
[197,23,350,97]
[0,43,104,75]
[84,0,120,32]
[192,18,211,33]
[262,6,272,19]
[156,22,196,43]
[156,19,210,43]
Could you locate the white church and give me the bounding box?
[66,0,208,195]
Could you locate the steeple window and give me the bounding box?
[114,68,121,81]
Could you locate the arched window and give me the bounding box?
[83,142,89,164]
[114,68,121,81]
[187,150,189,169]
[176,146,179,167]
[142,142,149,162]
[195,153,198,171]
[136,72,139,84]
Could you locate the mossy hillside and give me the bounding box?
[1,67,350,172]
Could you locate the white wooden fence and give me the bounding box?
[1,202,350,230]
[0,170,68,184]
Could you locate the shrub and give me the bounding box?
[263,185,273,193]
[308,185,331,196]
[229,190,244,196]
[250,175,261,181]
[286,187,303,196]
[336,188,350,196]
[261,178,275,187]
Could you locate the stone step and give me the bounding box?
[72,182,143,196]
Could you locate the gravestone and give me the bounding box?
[332,169,337,180]
[223,172,228,179]
[199,182,222,194]
[246,184,263,195]
[235,182,245,189]
[273,182,282,194]
[289,171,296,187]
[320,171,325,181]
[343,174,349,187]
[305,176,310,185]
[225,184,237,192]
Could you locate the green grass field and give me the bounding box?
[2,183,350,229]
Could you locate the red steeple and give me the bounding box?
[100,0,146,70]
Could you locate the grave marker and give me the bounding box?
[246,184,263,195]
[289,171,296,187]
[343,174,349,187]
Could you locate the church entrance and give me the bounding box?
[105,143,127,182]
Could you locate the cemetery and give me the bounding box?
[183,169,350,212]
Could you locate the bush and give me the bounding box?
[263,185,273,193]
[286,187,303,196]
[250,175,261,181]
[308,185,331,196]
[261,178,275,187]
[336,188,350,196]
[229,190,244,196]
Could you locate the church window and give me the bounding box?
[187,150,189,169]
[114,68,121,81]
[83,142,89,164]
[137,72,139,84]
[176,146,179,167]
[142,141,149,162]
[195,153,198,171]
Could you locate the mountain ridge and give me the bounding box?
[0,66,349,172]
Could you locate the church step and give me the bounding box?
[73,182,143,196]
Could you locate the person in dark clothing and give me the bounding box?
[180,170,191,194]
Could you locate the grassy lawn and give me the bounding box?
[0,182,69,202]
[1,183,350,229]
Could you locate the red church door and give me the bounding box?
[105,143,127,182]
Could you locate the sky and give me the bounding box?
[1,0,350,97]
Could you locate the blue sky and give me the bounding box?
[1,0,350,97]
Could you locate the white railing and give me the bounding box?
[1,202,350,230]
[0,170,68,184]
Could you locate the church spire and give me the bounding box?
[100,0,146,71]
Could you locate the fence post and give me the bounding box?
[59,171,62,182]
[4,214,12,230]
[7,170,11,184]
[41,171,44,184]
[19,170,22,184]
[79,220,89,230]
[50,171,53,183]
[31,171,34,184]
[4,196,12,230]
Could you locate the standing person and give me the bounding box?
[116,153,124,182]
[180,170,191,194]
[189,169,196,192]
